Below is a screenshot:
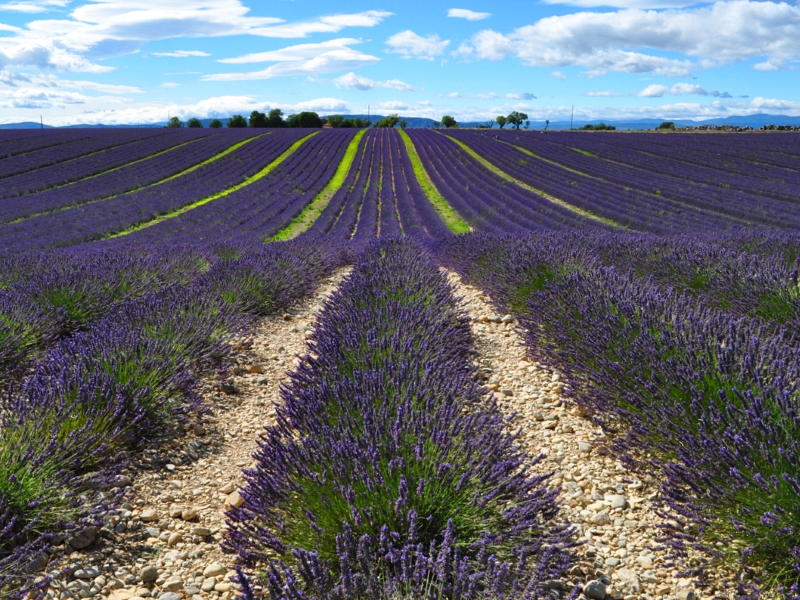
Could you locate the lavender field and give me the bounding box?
[1,127,799,600]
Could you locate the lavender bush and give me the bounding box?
[226,239,575,599]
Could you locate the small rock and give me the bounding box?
[225,491,245,509]
[158,593,181,600]
[68,526,98,550]
[167,532,183,547]
[201,578,216,592]
[220,482,236,494]
[73,567,100,580]
[108,591,135,600]
[192,526,212,537]
[220,382,240,395]
[606,494,628,509]
[675,588,697,600]
[139,566,159,584]
[180,508,199,521]
[162,578,182,592]
[202,563,226,578]
[583,579,607,600]
[590,510,611,525]
[140,509,159,523]
[214,582,232,592]
[613,568,641,594]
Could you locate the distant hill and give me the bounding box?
[2,113,800,130]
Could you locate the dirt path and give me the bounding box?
[43,268,350,600]
[444,269,704,600]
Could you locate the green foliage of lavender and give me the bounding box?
[0,241,342,599]
[438,232,800,597]
[226,239,575,600]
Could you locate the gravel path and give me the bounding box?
[444,269,704,600]
[42,268,350,600]
[39,264,715,600]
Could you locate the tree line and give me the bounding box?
[166,110,534,130]
[166,110,370,129]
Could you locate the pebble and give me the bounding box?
[583,579,607,599]
[158,593,181,600]
[675,588,697,600]
[202,563,226,578]
[140,509,159,522]
[139,566,159,584]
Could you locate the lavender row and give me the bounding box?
[226,239,575,599]
[437,233,800,598]
[407,129,602,233]
[0,130,257,224]
[0,129,112,160]
[0,240,345,599]
[311,129,449,240]
[0,247,211,383]
[447,130,745,233]
[0,128,214,201]
[522,130,800,210]
[0,129,161,180]
[495,131,800,229]
[0,130,311,250]
[107,129,357,248]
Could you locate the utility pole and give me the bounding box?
[40,115,44,129]
[570,105,574,130]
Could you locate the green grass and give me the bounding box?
[268,129,367,241]
[107,132,318,239]
[444,133,625,229]
[398,130,471,234]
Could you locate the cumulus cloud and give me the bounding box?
[458,1,800,76]
[160,81,180,88]
[543,0,698,8]
[447,91,461,98]
[0,3,391,74]
[333,71,413,91]
[152,50,210,58]
[205,38,379,80]
[638,82,733,97]
[447,8,491,20]
[551,70,567,79]
[386,30,450,60]
[506,92,536,99]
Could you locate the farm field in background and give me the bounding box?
[1,127,799,600]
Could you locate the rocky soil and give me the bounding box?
[444,269,709,600]
[37,265,726,600]
[40,269,350,600]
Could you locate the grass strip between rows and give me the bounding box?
[398,129,472,234]
[442,132,625,230]
[107,132,318,239]
[268,128,367,241]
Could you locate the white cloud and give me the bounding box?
[638,82,732,97]
[0,0,67,13]
[249,10,392,38]
[160,81,180,88]
[506,92,536,99]
[374,100,408,111]
[447,8,491,20]
[0,3,391,74]
[291,96,351,112]
[458,1,800,76]
[586,90,619,96]
[447,91,461,98]
[385,30,449,60]
[333,71,413,91]
[551,70,567,79]
[476,91,497,98]
[205,38,379,81]
[152,50,210,58]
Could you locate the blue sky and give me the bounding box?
[0,0,799,125]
